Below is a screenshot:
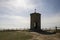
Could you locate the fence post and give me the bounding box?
[55,26,57,33]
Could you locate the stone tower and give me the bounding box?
[30,9,41,32]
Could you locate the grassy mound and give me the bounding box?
[0,30,60,40]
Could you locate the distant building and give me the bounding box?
[30,9,41,32]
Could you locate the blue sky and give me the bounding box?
[0,0,60,30]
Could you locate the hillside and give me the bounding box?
[0,31,60,40]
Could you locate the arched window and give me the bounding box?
[34,22,37,28]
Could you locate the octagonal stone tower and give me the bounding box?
[30,10,41,32]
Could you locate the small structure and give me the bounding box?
[55,26,57,32]
[30,9,41,32]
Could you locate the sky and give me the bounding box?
[0,0,60,30]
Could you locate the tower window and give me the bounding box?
[34,22,36,27]
[34,22,37,28]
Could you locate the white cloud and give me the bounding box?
[41,12,60,28]
[0,0,35,9]
[0,0,36,16]
[0,15,30,29]
[0,0,35,29]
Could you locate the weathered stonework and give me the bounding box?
[30,12,41,32]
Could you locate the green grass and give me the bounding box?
[0,31,33,40]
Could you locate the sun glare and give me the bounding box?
[9,0,35,9]
[14,0,27,8]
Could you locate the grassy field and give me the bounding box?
[0,31,33,40]
[0,30,60,40]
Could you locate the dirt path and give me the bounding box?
[29,32,60,40]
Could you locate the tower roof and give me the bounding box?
[34,9,36,13]
[30,9,41,15]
